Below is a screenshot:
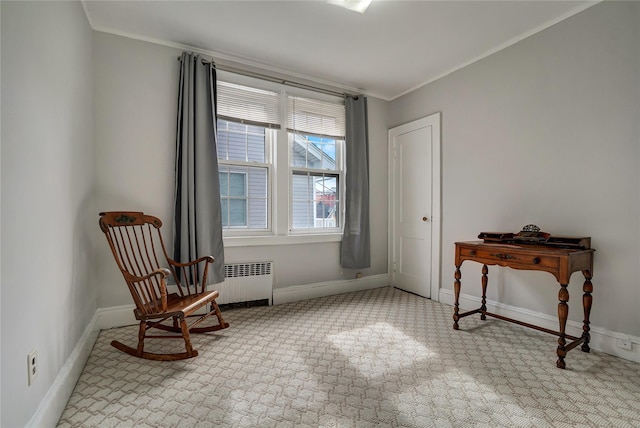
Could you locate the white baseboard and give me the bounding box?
[439,288,640,363]
[273,273,390,305]
[26,312,101,428]
[96,303,137,329]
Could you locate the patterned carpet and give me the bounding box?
[58,287,640,427]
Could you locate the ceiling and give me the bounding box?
[82,0,597,100]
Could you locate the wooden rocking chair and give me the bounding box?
[99,211,229,361]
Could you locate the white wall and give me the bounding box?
[390,1,640,337]
[93,32,390,308]
[93,33,179,307]
[0,2,95,427]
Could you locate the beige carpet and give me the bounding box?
[58,287,640,427]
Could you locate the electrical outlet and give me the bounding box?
[617,338,632,351]
[27,350,38,386]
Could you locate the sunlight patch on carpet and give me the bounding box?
[327,322,436,378]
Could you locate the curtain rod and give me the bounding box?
[178,55,352,99]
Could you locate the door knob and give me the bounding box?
[422,216,429,222]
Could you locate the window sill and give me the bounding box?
[223,233,342,247]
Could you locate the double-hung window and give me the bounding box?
[216,75,345,239]
[216,81,279,233]
[288,96,345,233]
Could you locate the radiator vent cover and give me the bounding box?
[218,261,273,305]
[224,261,272,278]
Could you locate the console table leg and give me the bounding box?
[557,283,569,369]
[453,266,461,330]
[481,264,488,320]
[581,270,593,353]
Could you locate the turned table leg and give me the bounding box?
[453,265,461,330]
[557,283,569,369]
[581,270,593,353]
[481,264,488,320]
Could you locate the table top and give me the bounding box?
[455,240,595,255]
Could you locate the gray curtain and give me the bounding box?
[341,95,370,269]
[173,52,225,284]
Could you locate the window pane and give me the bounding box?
[248,167,267,199]
[228,173,245,197]
[221,199,228,227]
[219,165,268,230]
[292,173,311,200]
[247,133,265,162]
[227,132,247,161]
[291,135,308,167]
[217,128,229,159]
[316,175,338,228]
[217,119,266,163]
[292,200,312,229]
[331,201,340,227]
[220,172,229,197]
[291,171,339,230]
[248,199,267,229]
[220,198,247,227]
[228,199,247,227]
[319,139,337,170]
[290,133,337,170]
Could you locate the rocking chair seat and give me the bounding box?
[134,290,220,321]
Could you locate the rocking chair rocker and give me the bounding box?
[99,211,229,361]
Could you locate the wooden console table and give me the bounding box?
[453,241,595,369]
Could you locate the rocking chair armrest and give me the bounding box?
[142,267,172,282]
[124,267,172,283]
[166,257,215,292]
[167,255,215,268]
[124,268,172,310]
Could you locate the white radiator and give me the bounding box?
[216,261,273,305]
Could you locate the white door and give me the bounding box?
[389,113,441,299]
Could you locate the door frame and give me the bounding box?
[388,113,442,301]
